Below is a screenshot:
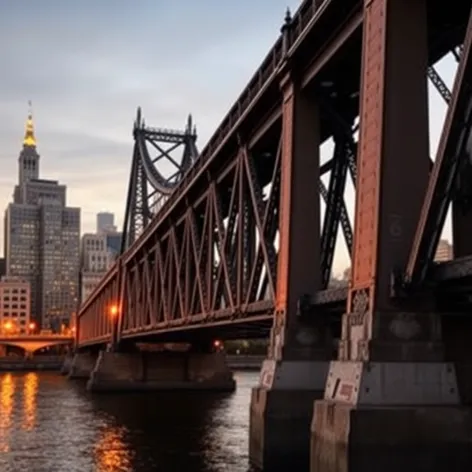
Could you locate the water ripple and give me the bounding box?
[0,371,259,472]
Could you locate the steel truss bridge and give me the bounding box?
[77,0,472,357]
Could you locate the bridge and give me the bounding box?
[0,334,73,357]
[64,0,472,470]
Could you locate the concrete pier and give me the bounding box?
[68,352,97,379]
[86,350,236,392]
[249,359,329,470]
[60,354,73,375]
[311,361,472,472]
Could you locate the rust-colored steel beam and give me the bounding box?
[301,3,363,89]
[343,0,431,361]
[248,105,282,149]
[269,68,322,360]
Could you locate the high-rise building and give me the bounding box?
[435,239,453,262]
[96,211,122,260]
[105,232,122,259]
[4,107,80,331]
[80,233,114,302]
[97,212,116,234]
[0,276,31,334]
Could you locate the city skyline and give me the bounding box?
[0,0,459,275]
[0,0,302,254]
[4,112,80,329]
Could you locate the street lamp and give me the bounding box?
[108,303,120,351]
[109,304,119,319]
[28,322,36,334]
[3,321,13,334]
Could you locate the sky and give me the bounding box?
[0,0,459,273]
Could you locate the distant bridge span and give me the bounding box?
[0,335,74,355]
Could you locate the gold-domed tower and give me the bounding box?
[18,101,40,186]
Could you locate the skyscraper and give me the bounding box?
[4,107,81,330]
[435,239,453,262]
[80,212,122,303]
[80,233,114,303]
[96,211,122,259]
[96,212,116,234]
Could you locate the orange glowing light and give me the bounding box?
[109,304,119,318]
[213,340,222,348]
[3,321,12,331]
[28,322,36,331]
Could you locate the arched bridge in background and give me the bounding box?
[0,334,73,356]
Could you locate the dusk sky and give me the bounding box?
[0,0,458,272]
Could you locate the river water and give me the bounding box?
[0,370,260,472]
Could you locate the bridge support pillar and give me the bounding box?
[312,1,472,471]
[250,358,330,471]
[68,352,97,379]
[86,350,235,392]
[249,54,330,469]
[60,354,74,375]
[312,358,472,472]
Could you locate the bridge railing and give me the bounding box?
[77,265,119,346]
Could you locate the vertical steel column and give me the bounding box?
[271,71,324,359]
[249,67,332,471]
[342,0,432,362]
[111,259,125,351]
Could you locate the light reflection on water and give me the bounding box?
[22,372,39,431]
[0,373,15,453]
[0,371,259,472]
[94,425,134,472]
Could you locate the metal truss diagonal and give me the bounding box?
[317,93,358,184]
[320,135,353,288]
[319,182,352,258]
[406,15,472,287]
[428,66,452,104]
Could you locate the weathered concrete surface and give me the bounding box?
[86,350,236,392]
[311,361,472,472]
[60,354,73,375]
[249,359,329,471]
[227,355,265,370]
[311,401,472,472]
[68,352,97,379]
